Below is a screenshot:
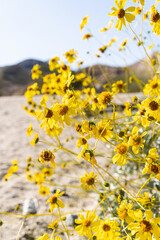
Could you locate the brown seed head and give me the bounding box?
[83,219,91,227]
[86,177,95,185]
[149,101,159,111]
[45,109,53,118]
[140,220,152,232]
[102,224,111,232]
[117,144,128,155]
[59,105,69,115]
[117,8,125,18]
[150,12,160,22]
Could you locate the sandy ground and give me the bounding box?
[0,93,144,240]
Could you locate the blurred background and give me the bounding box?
[0,0,159,95]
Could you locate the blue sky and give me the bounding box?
[0,0,159,68]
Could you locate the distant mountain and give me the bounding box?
[0,56,156,96]
[0,59,48,96]
[17,59,43,70]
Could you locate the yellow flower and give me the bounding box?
[39,150,56,168]
[134,103,149,127]
[112,80,126,93]
[95,120,113,141]
[76,137,88,148]
[142,98,160,122]
[46,189,65,212]
[82,76,92,86]
[133,6,142,15]
[150,7,160,35]
[38,106,56,129]
[33,172,45,185]
[75,211,98,238]
[3,160,19,181]
[25,82,40,99]
[142,148,160,179]
[39,185,50,197]
[108,37,117,47]
[75,123,82,135]
[98,45,107,53]
[48,219,59,230]
[77,148,97,166]
[53,101,77,126]
[42,167,54,177]
[80,172,98,191]
[108,0,135,31]
[128,126,147,154]
[31,64,42,80]
[112,143,129,166]
[49,56,60,71]
[143,75,160,97]
[64,49,78,63]
[124,102,132,116]
[81,120,97,136]
[77,61,84,67]
[128,209,160,240]
[80,15,89,31]
[137,192,155,208]
[92,218,120,240]
[26,123,33,137]
[117,200,133,225]
[30,133,39,146]
[119,39,128,51]
[95,53,100,58]
[82,33,93,40]
[98,91,113,109]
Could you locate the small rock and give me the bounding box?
[66,214,78,226]
[4,193,18,199]
[23,198,38,215]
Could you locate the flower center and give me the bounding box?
[140,109,146,116]
[51,58,56,62]
[151,82,158,89]
[133,136,141,145]
[86,177,95,185]
[117,144,128,155]
[50,196,58,204]
[89,121,95,131]
[151,12,160,22]
[75,124,82,132]
[85,150,94,158]
[40,150,52,161]
[83,219,91,227]
[99,92,112,105]
[56,78,60,83]
[102,224,111,231]
[93,97,98,103]
[117,83,123,89]
[62,65,67,70]
[151,164,159,174]
[45,109,53,118]
[117,9,125,18]
[98,127,106,136]
[59,105,69,115]
[140,220,152,232]
[149,101,159,111]
[82,138,87,145]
